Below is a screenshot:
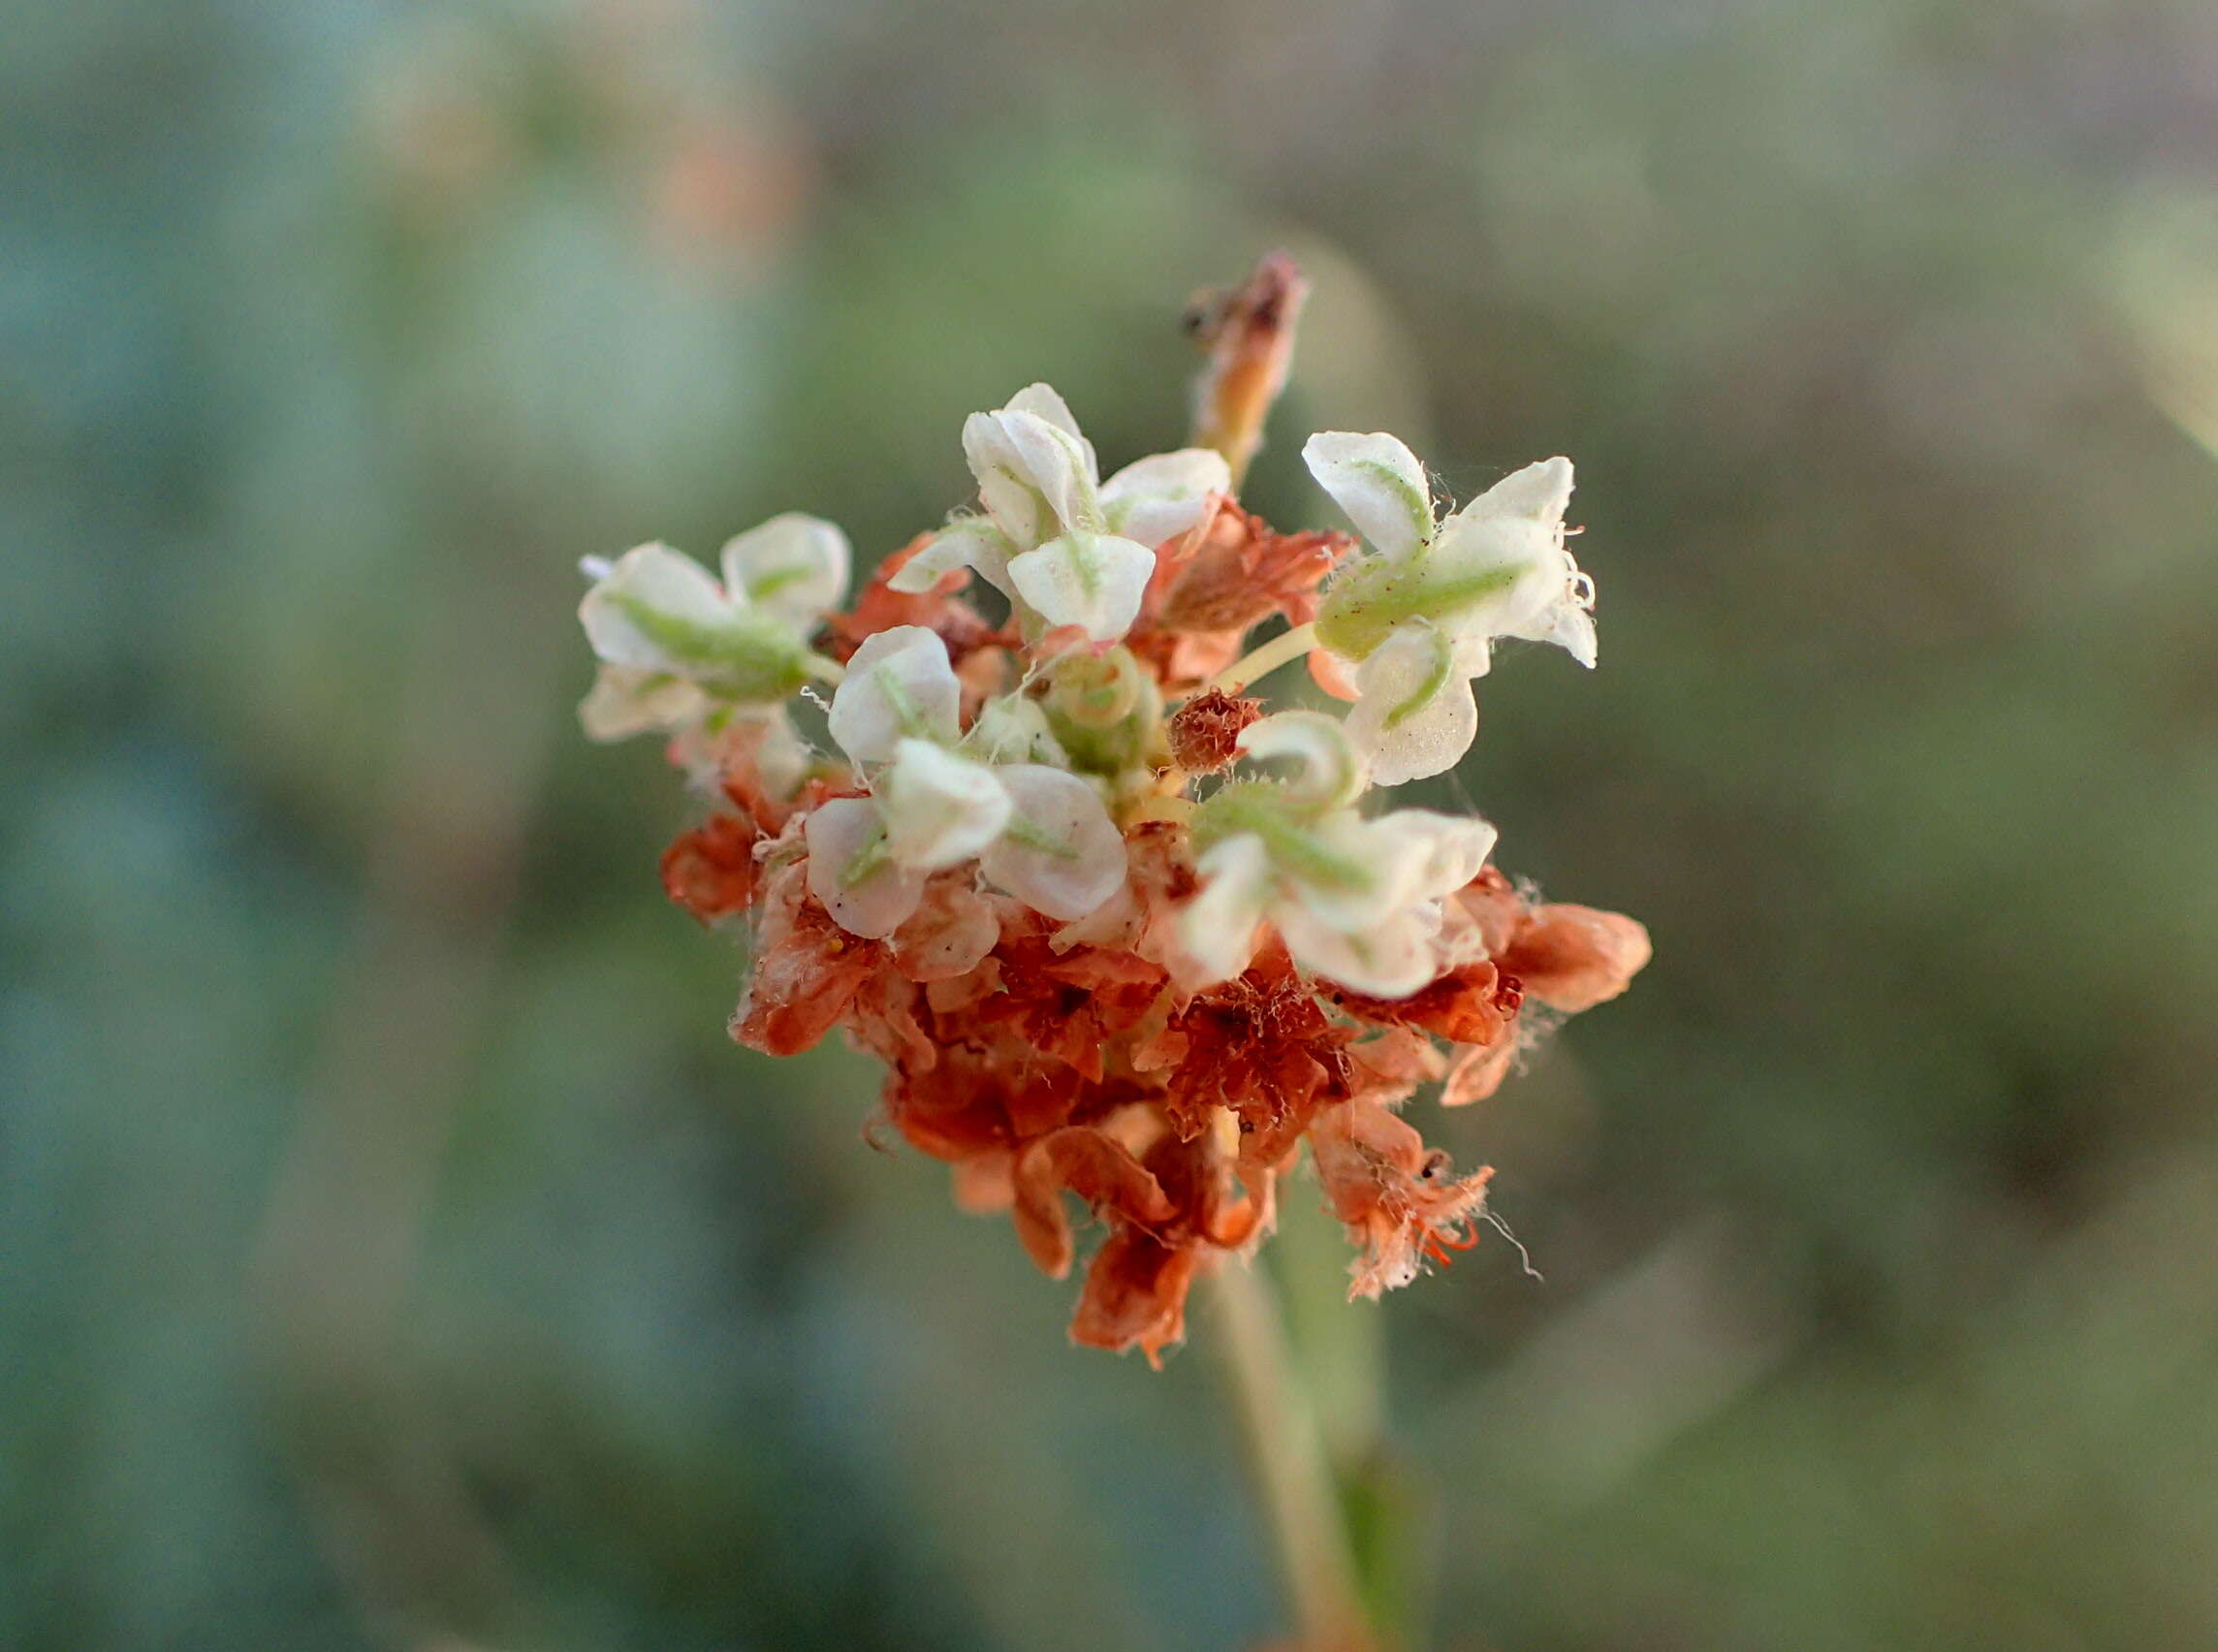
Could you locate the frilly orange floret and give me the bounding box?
[1012,1125,1178,1277]
[1309,1097,1494,1300]
[661,813,762,923]
[730,854,887,1056]
[1165,686,1264,775]
[822,532,1005,666]
[1496,903,1654,1013]
[1127,500,1351,691]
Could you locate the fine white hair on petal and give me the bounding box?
[978,764,1127,920]
[878,739,1014,871]
[826,625,963,764]
[1236,711,1367,811]
[1342,624,1481,787]
[1180,835,1274,986]
[1005,532,1156,643]
[578,542,735,671]
[804,797,926,939]
[1302,430,1435,562]
[1100,448,1231,548]
[719,513,850,623]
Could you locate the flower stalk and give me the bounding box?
[1213,1257,1378,1652]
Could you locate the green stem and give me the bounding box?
[1212,1260,1377,1652]
[1210,621,1318,696]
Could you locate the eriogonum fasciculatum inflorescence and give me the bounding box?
[577,261,1649,1362]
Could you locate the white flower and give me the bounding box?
[825,624,964,763]
[577,517,847,742]
[804,796,925,940]
[1180,712,1499,996]
[1304,434,1595,785]
[889,383,1229,642]
[809,624,1127,933]
[878,738,1013,870]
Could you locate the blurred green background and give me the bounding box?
[10,0,2218,1647]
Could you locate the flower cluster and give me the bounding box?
[581,358,1648,1362]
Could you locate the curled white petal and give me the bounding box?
[1100,448,1230,548]
[966,693,1068,768]
[1464,455,1573,529]
[1236,711,1367,811]
[1005,531,1156,642]
[1375,809,1500,901]
[878,739,1013,871]
[964,404,1099,548]
[977,764,1126,920]
[578,542,740,672]
[1180,835,1273,986]
[1283,812,1411,932]
[1429,457,1590,664]
[1342,623,1482,787]
[1277,903,1439,998]
[1002,382,1098,475]
[886,517,1017,600]
[1512,592,1599,669]
[577,664,712,742]
[719,514,849,623]
[1302,431,1435,561]
[826,625,963,764]
[804,797,925,939]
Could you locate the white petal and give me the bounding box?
[719,513,849,622]
[890,880,1000,980]
[1427,458,1576,639]
[1181,835,1273,986]
[1100,449,1231,548]
[1002,382,1098,476]
[1286,811,1415,931]
[804,797,925,939]
[977,765,1126,920]
[578,542,738,672]
[826,625,963,764]
[577,664,712,742]
[965,693,1068,767]
[885,517,1016,599]
[1518,594,1599,668]
[1277,903,1439,998]
[964,406,1099,547]
[743,705,811,797]
[1236,711,1367,811]
[878,739,1013,871]
[1342,623,1480,786]
[1302,430,1435,561]
[1373,809,1500,901]
[1006,531,1155,642]
[1469,455,1573,526]
[1492,542,1599,669]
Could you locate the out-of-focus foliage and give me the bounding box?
[8,0,2218,1647]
